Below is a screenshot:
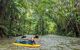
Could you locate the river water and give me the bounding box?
[0,35,80,50]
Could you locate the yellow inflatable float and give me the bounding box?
[13,43,40,48]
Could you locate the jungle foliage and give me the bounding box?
[0,0,80,37]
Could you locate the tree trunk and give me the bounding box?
[0,0,10,38]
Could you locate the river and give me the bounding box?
[0,35,80,50]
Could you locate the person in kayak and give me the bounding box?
[16,35,39,44]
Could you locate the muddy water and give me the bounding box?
[0,35,80,50]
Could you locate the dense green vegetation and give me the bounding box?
[0,0,80,38]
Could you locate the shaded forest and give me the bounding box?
[0,0,80,38]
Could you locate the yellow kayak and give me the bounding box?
[13,43,40,48]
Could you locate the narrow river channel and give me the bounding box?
[0,35,80,50]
